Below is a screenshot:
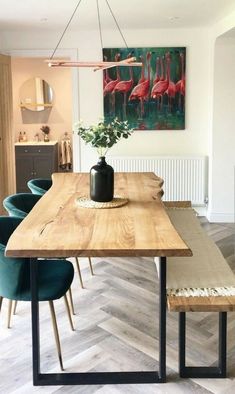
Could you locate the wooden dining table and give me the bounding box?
[6,172,192,386]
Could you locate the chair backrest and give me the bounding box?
[0,216,29,300]
[27,178,52,196]
[3,193,41,218]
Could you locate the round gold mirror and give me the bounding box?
[19,77,53,111]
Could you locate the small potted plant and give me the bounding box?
[74,118,133,202]
[40,125,50,142]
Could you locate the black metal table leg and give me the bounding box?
[30,256,167,386]
[159,256,167,382]
[30,258,40,384]
[179,311,227,378]
[219,312,227,377]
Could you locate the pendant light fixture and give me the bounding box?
[46,0,142,71]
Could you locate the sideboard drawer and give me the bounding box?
[15,145,54,155]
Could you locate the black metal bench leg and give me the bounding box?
[179,312,186,374]
[179,311,227,378]
[219,312,227,377]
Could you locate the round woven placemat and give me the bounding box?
[76,196,128,209]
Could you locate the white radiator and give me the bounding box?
[108,156,208,205]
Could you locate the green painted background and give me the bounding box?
[103,47,186,130]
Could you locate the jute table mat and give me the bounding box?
[76,196,128,209]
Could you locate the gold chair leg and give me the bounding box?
[75,257,84,289]
[0,296,3,313]
[7,300,13,329]
[68,288,75,315]
[48,301,64,371]
[88,257,94,276]
[13,300,18,315]
[64,294,75,331]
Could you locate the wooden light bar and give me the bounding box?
[45,57,142,71]
[93,56,140,71]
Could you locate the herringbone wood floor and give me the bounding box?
[1,219,235,393]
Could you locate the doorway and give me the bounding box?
[7,49,79,196]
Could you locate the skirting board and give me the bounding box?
[207,211,235,223]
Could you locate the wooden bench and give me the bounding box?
[163,201,235,379]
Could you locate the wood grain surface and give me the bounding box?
[167,295,235,312]
[164,201,192,208]
[6,172,192,258]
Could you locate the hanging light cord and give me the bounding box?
[50,0,83,59]
[105,0,128,49]
[96,0,104,52]
[50,0,129,60]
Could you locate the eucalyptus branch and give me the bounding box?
[74,118,133,157]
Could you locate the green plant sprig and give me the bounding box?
[74,118,133,157]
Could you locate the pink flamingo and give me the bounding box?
[151,54,170,109]
[175,52,185,110]
[160,56,164,81]
[103,53,121,114]
[165,52,176,111]
[114,53,134,118]
[129,52,151,118]
[138,55,146,84]
[153,57,160,85]
[103,55,112,89]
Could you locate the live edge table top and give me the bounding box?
[6,172,192,259]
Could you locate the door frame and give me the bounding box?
[0,53,14,213]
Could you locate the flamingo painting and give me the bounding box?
[103,47,186,130]
[175,52,185,110]
[103,55,112,89]
[151,54,170,108]
[138,55,146,84]
[103,53,121,115]
[113,53,134,119]
[129,52,151,118]
[165,52,176,111]
[160,56,164,81]
[153,57,160,85]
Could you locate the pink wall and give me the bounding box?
[11,57,72,143]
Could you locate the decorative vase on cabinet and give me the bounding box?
[90,156,114,202]
[43,134,50,142]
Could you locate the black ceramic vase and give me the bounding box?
[90,156,114,202]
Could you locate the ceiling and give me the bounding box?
[0,0,234,32]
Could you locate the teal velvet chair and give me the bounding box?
[27,178,52,196]
[3,193,41,218]
[2,192,76,314]
[0,216,74,370]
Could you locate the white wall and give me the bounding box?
[1,27,211,172]
[212,8,235,39]
[207,36,235,222]
[11,57,72,143]
[206,7,235,222]
[4,24,235,222]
